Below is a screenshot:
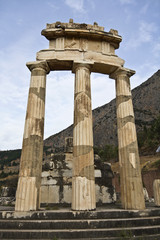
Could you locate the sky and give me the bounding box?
[0,0,160,150]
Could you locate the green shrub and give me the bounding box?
[94,144,118,161]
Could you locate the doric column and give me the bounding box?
[15,61,50,212]
[111,68,145,210]
[72,63,96,210]
[153,180,160,206]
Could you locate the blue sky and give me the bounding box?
[0,0,160,150]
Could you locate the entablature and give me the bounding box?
[41,19,122,50]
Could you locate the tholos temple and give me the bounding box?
[15,19,145,212]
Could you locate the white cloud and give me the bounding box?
[125,21,158,49]
[65,0,85,12]
[0,28,42,150]
[140,2,149,14]
[139,21,157,42]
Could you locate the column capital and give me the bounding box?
[26,61,50,74]
[110,67,135,80]
[72,61,94,73]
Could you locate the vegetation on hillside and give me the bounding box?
[0,115,159,181]
[94,145,118,162]
[94,115,160,162]
[0,149,21,166]
[138,115,160,154]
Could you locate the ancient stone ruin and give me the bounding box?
[41,137,116,206]
[15,19,145,212]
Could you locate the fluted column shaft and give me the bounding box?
[72,64,96,210]
[153,180,160,206]
[15,61,49,212]
[115,69,145,210]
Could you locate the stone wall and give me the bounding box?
[0,187,16,205]
[41,140,116,206]
[142,170,160,198]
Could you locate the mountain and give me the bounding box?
[44,70,160,149]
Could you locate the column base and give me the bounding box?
[121,177,145,210]
[72,176,96,211]
[15,176,38,212]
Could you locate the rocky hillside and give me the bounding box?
[44,69,160,148]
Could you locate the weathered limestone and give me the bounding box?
[15,61,50,211]
[153,179,160,206]
[72,63,96,210]
[112,68,145,210]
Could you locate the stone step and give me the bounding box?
[1,208,160,220]
[1,208,160,239]
[0,216,160,229]
[3,236,160,240]
[1,225,160,239]
[62,236,160,240]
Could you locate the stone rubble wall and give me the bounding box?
[41,152,116,206]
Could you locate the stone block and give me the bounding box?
[40,186,49,203]
[41,185,59,204]
[95,185,116,204]
[50,170,60,178]
[41,171,50,178]
[95,169,101,178]
[48,186,59,203]
[63,169,72,178]
[41,177,57,185]
[101,186,113,203]
[62,186,72,203]
[153,179,160,206]
[63,177,72,184]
